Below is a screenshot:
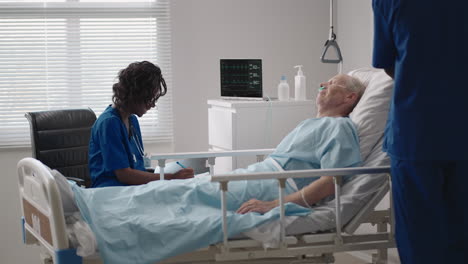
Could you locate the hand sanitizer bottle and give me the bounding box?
[294,65,306,100]
[277,75,290,101]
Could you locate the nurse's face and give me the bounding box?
[128,100,152,117]
[316,75,351,109]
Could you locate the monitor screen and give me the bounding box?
[220,59,262,98]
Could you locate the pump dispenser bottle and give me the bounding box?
[277,75,290,101]
[294,65,306,100]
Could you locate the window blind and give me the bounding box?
[0,0,173,148]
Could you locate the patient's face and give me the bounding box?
[316,75,352,109]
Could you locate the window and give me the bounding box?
[0,0,173,148]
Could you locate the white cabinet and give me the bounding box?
[208,99,316,173]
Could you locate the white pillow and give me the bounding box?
[348,68,393,162]
[296,68,394,234]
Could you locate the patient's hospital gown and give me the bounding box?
[71,116,361,264]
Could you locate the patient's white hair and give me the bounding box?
[343,75,366,101]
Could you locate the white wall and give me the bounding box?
[337,0,374,72]
[171,0,337,152]
[0,1,337,262]
[0,148,42,264]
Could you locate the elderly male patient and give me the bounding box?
[237,73,365,214]
[68,74,366,264]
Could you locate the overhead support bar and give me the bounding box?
[320,0,343,64]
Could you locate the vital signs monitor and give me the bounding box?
[220,59,262,99]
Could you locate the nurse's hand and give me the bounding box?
[170,168,194,179]
[236,199,278,214]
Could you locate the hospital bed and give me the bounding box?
[16,67,395,264]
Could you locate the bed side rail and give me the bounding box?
[17,157,69,253]
[210,166,392,256]
[344,180,389,234]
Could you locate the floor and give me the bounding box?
[335,251,401,264]
[334,253,367,264]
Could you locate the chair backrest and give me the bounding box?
[25,108,96,188]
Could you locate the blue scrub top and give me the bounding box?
[372,0,468,160]
[89,105,146,187]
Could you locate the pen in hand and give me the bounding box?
[176,161,187,169]
[174,161,194,179]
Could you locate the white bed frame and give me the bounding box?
[17,149,395,264]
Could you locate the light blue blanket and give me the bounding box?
[71,117,361,264]
[71,160,311,264]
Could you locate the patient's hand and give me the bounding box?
[171,168,194,179]
[236,199,278,214]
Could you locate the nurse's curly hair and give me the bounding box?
[112,61,167,110]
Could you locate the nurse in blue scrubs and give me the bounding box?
[88,61,194,188]
[372,1,468,263]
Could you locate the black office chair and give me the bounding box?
[25,108,96,188]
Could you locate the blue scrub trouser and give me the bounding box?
[391,159,468,264]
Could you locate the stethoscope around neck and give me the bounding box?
[129,123,145,159]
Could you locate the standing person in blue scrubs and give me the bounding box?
[89,61,194,188]
[372,1,468,263]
